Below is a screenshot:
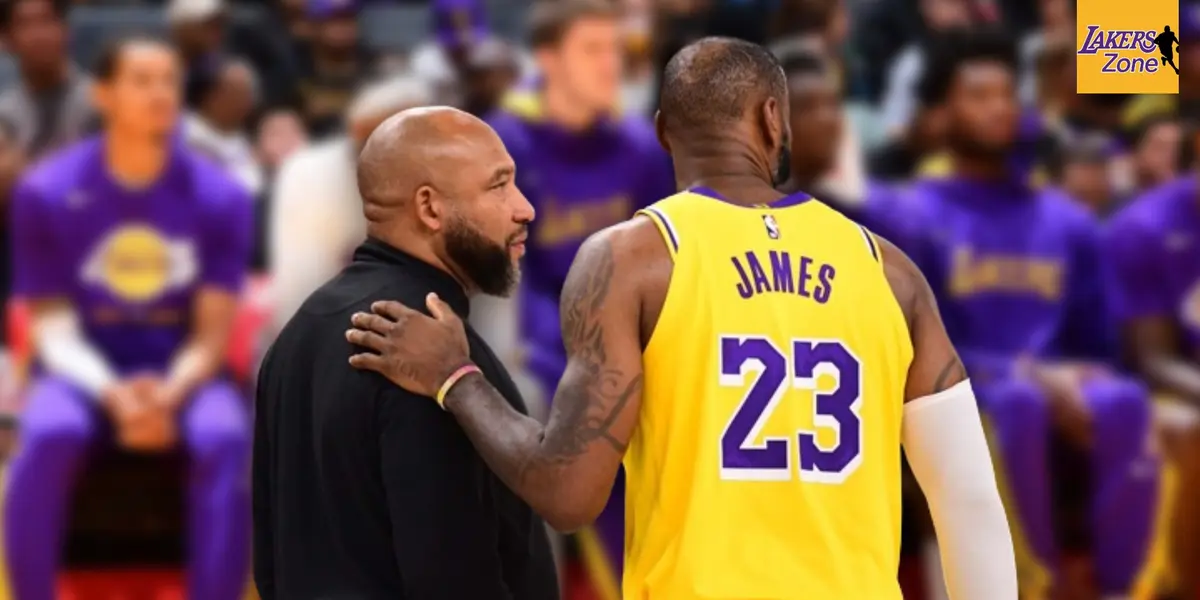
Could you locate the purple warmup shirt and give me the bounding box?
[11,136,253,375]
[1105,175,1200,355]
[897,175,1115,382]
[488,97,674,390]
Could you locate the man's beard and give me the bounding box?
[773,136,793,187]
[445,216,522,297]
[949,129,1012,162]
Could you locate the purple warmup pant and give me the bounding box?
[3,376,251,600]
[980,376,1159,594]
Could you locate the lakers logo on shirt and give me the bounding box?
[80,224,198,303]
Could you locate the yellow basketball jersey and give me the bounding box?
[625,189,914,600]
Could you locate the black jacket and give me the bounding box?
[253,238,559,600]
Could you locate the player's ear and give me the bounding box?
[653,110,670,153]
[413,184,444,232]
[760,97,783,158]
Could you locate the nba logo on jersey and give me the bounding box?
[763,214,781,239]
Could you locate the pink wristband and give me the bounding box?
[436,365,481,409]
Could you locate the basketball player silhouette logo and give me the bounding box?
[1154,25,1180,74]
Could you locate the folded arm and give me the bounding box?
[443,226,644,531]
[31,300,117,398]
[880,236,1018,600]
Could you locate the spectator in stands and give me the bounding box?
[0,0,94,161]
[295,0,379,137]
[183,57,263,195]
[0,116,22,302]
[257,108,308,173]
[1183,8,1200,119]
[251,108,308,270]
[0,117,22,407]
[778,49,847,207]
[1030,36,1074,120]
[1050,131,1118,217]
[411,0,490,87]
[617,0,656,115]
[269,75,433,332]
[770,26,869,205]
[1018,0,1073,106]
[879,0,972,138]
[167,0,299,110]
[867,96,945,180]
[3,38,253,600]
[1105,132,1200,600]
[901,29,1184,599]
[459,37,520,117]
[485,0,674,592]
[1128,114,1184,194]
[411,0,535,98]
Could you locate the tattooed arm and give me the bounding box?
[438,224,644,532]
[444,226,643,531]
[879,235,1018,599]
[879,236,966,400]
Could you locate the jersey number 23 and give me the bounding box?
[719,336,863,484]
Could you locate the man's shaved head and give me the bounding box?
[656,37,794,187]
[356,106,506,218]
[659,37,787,133]
[356,106,534,296]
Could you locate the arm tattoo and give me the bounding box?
[932,356,967,393]
[879,238,967,396]
[440,232,642,518]
[540,237,641,465]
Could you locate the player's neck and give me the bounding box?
[679,173,783,206]
[540,84,600,131]
[950,154,1008,181]
[104,132,170,188]
[674,152,782,207]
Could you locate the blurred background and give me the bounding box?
[0,0,1195,598]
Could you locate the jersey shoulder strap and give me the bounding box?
[635,191,694,261]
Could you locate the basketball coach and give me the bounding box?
[252,106,558,599]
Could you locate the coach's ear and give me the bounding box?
[413,184,445,232]
[654,110,670,154]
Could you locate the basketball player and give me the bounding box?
[1154,25,1180,75]
[346,37,1017,599]
[901,30,1188,599]
[7,38,252,600]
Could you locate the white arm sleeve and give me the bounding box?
[902,379,1018,600]
[32,309,116,398]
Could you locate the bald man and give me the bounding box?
[346,37,1017,599]
[269,75,437,334]
[252,106,558,599]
